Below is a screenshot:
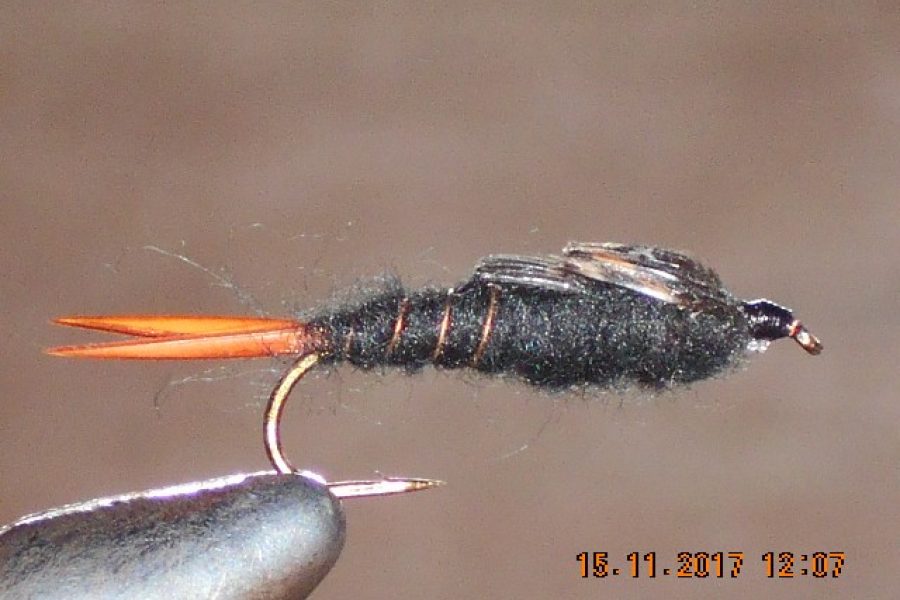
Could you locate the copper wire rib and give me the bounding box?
[385,297,411,357]
[471,284,500,367]
[431,288,454,363]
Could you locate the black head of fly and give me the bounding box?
[741,299,823,355]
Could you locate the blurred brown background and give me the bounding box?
[1,3,897,598]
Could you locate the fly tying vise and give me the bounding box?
[48,242,822,488]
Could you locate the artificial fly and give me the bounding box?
[48,242,822,494]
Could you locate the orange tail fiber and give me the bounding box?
[47,315,324,360]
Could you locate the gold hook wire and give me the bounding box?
[264,353,443,499]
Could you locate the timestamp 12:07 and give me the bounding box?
[576,551,845,579]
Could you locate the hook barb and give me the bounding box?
[327,477,445,499]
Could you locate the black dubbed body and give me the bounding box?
[311,242,821,390]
